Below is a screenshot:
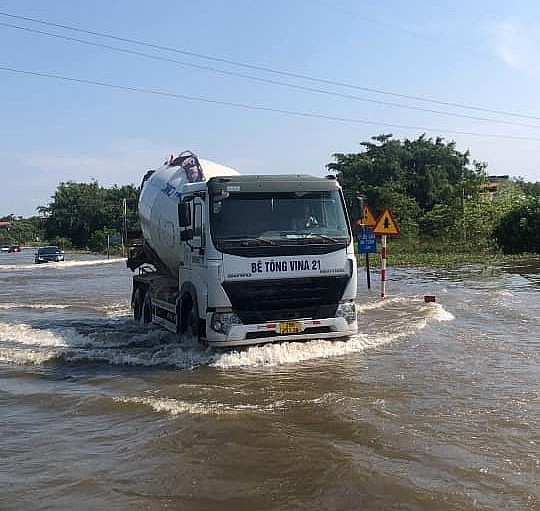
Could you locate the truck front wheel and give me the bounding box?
[180,295,205,345]
[142,291,153,324]
[185,308,199,343]
[132,287,144,322]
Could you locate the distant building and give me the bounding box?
[483,175,510,199]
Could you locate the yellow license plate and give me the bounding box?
[279,321,303,334]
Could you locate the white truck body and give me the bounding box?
[129,152,357,348]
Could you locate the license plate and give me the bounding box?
[279,321,303,334]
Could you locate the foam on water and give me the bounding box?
[211,300,454,369]
[0,322,90,347]
[112,396,263,416]
[430,302,455,322]
[112,393,299,417]
[0,299,454,368]
[95,301,132,318]
[0,303,71,310]
[50,258,126,268]
[0,258,125,271]
[0,301,131,318]
[0,322,101,365]
[358,295,454,319]
[356,295,412,312]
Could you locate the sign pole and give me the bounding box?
[122,198,128,258]
[365,253,371,289]
[356,202,377,289]
[380,235,387,298]
[372,206,400,299]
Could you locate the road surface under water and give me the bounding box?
[0,250,538,510]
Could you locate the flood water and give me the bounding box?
[0,250,538,511]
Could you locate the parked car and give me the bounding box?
[8,245,21,253]
[35,246,65,263]
[1,245,10,252]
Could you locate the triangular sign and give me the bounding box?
[362,204,377,227]
[372,207,400,236]
[354,204,377,227]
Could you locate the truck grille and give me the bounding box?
[222,276,349,324]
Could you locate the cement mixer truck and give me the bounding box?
[127,151,358,348]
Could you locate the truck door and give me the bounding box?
[179,197,204,272]
[179,196,207,321]
[190,198,206,270]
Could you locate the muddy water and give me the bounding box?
[0,250,538,510]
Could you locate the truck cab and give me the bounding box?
[129,158,357,348]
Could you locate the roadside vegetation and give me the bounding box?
[1,133,539,264]
[328,134,539,261]
[1,181,139,253]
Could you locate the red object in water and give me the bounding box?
[424,295,436,303]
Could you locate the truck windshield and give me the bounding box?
[210,190,350,247]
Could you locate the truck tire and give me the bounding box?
[185,306,199,343]
[179,294,204,345]
[132,287,144,322]
[142,291,153,324]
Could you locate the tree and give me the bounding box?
[39,181,139,249]
[513,178,540,197]
[0,215,43,244]
[327,134,486,248]
[493,197,540,253]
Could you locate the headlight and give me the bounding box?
[336,302,357,324]
[211,312,243,334]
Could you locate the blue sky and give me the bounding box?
[1,0,539,217]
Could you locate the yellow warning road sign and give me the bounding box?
[372,206,400,236]
[362,204,377,227]
[354,204,377,227]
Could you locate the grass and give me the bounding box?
[357,249,540,268]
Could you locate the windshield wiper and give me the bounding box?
[219,236,276,246]
[302,233,341,243]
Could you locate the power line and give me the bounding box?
[1,64,539,142]
[0,10,539,122]
[1,20,539,130]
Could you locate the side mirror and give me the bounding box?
[180,228,194,241]
[178,202,191,227]
[351,196,364,230]
[191,235,202,249]
[212,190,230,202]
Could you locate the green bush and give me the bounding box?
[493,197,540,253]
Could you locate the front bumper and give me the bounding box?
[206,315,357,348]
[35,256,64,263]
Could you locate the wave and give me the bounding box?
[0,301,131,317]
[210,300,454,369]
[112,394,298,417]
[112,396,259,416]
[0,303,71,310]
[0,299,454,368]
[356,295,412,312]
[0,258,125,271]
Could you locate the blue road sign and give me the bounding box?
[108,234,122,246]
[357,228,376,254]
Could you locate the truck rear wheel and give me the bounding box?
[132,287,144,322]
